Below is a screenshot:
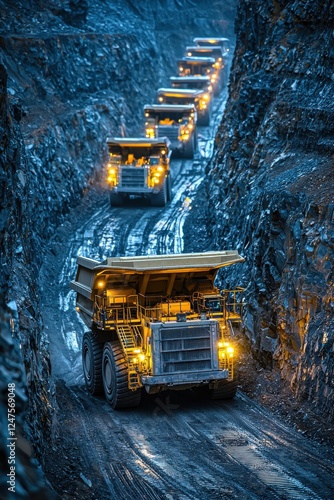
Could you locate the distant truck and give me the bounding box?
[185,45,227,92]
[193,37,232,55]
[70,251,244,409]
[156,87,211,126]
[170,75,213,95]
[106,137,172,207]
[144,103,197,158]
[177,56,220,96]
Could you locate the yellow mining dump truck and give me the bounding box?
[193,37,232,55]
[156,87,212,126]
[176,56,220,99]
[106,137,172,207]
[144,104,198,159]
[185,46,227,93]
[70,251,244,409]
[170,75,213,95]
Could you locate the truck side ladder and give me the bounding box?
[116,325,142,390]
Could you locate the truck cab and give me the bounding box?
[156,87,211,126]
[70,251,245,408]
[144,103,197,158]
[106,137,172,207]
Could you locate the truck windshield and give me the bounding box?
[205,299,222,311]
[149,157,160,165]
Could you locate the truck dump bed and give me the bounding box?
[71,251,244,317]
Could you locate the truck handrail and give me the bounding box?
[221,287,245,317]
[94,293,140,324]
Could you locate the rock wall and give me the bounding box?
[0,64,54,497]
[0,0,236,489]
[206,0,334,419]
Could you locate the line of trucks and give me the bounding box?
[70,37,245,410]
[106,37,232,208]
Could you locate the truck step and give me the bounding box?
[128,369,141,390]
[116,325,137,348]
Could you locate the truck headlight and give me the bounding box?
[132,354,146,365]
[218,341,234,357]
[180,126,191,140]
[107,166,118,185]
[146,128,155,138]
[132,349,147,364]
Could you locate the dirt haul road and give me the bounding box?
[40,94,334,499]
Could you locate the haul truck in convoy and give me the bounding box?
[170,75,213,95]
[156,87,212,126]
[177,56,221,96]
[106,137,172,207]
[193,37,232,55]
[144,103,197,158]
[185,45,227,92]
[186,45,225,63]
[70,251,244,409]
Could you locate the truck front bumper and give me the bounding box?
[141,369,229,387]
[112,186,161,195]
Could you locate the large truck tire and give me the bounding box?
[82,332,104,395]
[194,379,238,401]
[210,379,238,400]
[199,109,211,127]
[151,179,167,207]
[194,129,198,150]
[110,192,123,207]
[167,175,172,201]
[102,341,142,409]
[213,81,222,96]
[183,135,195,159]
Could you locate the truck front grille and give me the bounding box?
[158,126,179,144]
[154,323,217,374]
[120,167,145,188]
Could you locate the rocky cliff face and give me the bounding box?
[0,0,236,492]
[206,0,334,420]
[0,64,53,496]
